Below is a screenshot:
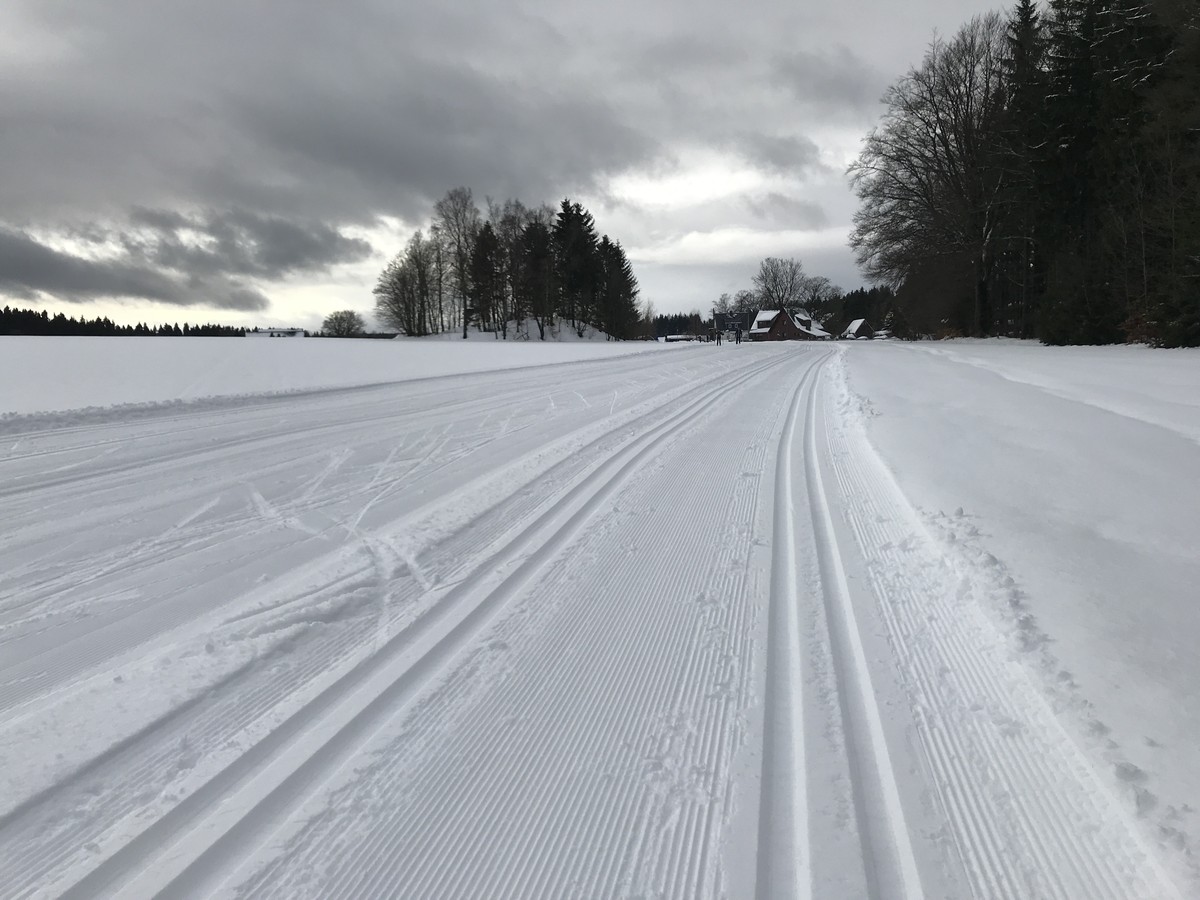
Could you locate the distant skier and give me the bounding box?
[734,323,742,345]
[713,326,722,346]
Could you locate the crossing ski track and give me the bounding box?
[0,345,1186,898]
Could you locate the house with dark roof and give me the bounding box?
[840,319,875,339]
[748,309,831,342]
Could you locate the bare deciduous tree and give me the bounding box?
[798,275,843,322]
[323,309,366,337]
[732,289,758,316]
[373,230,440,336]
[434,187,481,339]
[751,257,807,309]
[487,197,536,338]
[850,13,1008,335]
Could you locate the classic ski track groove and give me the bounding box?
[44,351,791,899]
[0,354,753,891]
[821,351,1182,900]
[758,350,923,900]
[0,353,741,887]
[802,360,924,900]
[0,357,741,712]
[4,345,1178,900]
[222,347,794,900]
[754,352,820,900]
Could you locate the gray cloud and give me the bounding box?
[0,226,269,310]
[745,193,829,229]
[1,0,1005,317]
[0,228,185,304]
[0,1,660,229]
[772,46,890,120]
[628,33,753,77]
[732,134,825,178]
[223,64,659,222]
[20,207,372,310]
[122,208,373,281]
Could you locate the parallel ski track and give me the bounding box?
[0,354,730,708]
[754,351,821,899]
[0,364,647,501]
[821,352,1181,900]
[0,353,717,584]
[0,401,534,643]
[227,347,803,900]
[0,346,694,449]
[0,352,760,894]
[0,347,711,509]
[0,402,532,634]
[0,361,730,723]
[756,349,922,900]
[802,360,924,900]
[42,350,793,899]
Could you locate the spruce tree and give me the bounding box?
[552,200,601,336]
[516,220,555,339]
[468,222,504,334]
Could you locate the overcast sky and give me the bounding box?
[1,0,1002,329]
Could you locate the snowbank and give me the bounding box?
[0,335,677,417]
[840,339,1200,871]
[905,338,1200,444]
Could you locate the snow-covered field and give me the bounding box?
[0,334,666,419]
[1,336,1196,898]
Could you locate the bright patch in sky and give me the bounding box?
[608,154,765,209]
[635,225,851,266]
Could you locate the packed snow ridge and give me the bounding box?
[1,336,1197,898]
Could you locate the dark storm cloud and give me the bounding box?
[123,208,373,281]
[221,63,659,222]
[0,228,184,304]
[0,226,269,310]
[732,134,825,178]
[1,0,1004,316]
[0,1,661,229]
[10,207,373,309]
[772,46,890,119]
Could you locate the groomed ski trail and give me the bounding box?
[0,344,1188,899]
[818,349,1183,900]
[758,351,925,900]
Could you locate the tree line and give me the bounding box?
[649,257,884,339]
[693,257,864,335]
[850,0,1199,346]
[0,306,245,336]
[374,188,644,341]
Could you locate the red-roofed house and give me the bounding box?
[748,309,831,342]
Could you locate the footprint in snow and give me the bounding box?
[1115,761,1148,784]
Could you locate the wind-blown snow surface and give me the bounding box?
[0,337,1195,898]
[840,340,1200,882]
